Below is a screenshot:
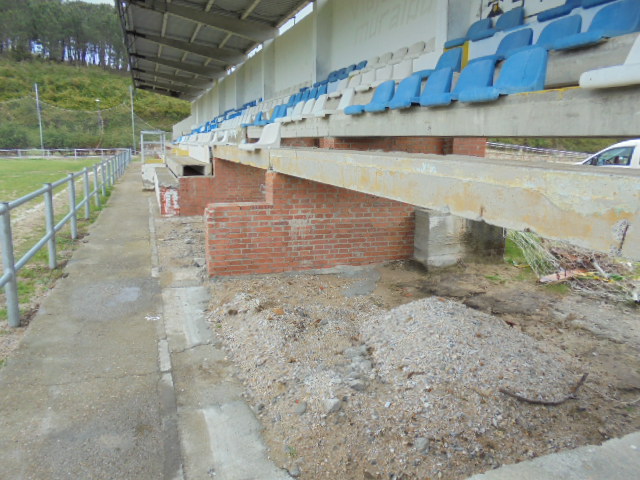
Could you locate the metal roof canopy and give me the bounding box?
[116,0,311,100]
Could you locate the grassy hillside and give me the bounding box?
[0,58,190,148]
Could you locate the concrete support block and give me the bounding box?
[414,208,504,268]
[141,162,165,191]
[154,166,180,216]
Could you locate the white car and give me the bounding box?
[579,139,640,168]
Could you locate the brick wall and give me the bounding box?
[450,137,487,157]
[319,136,446,154]
[281,137,318,148]
[205,171,415,276]
[177,158,265,216]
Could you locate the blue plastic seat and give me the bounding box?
[422,59,496,107]
[469,28,533,64]
[582,0,617,8]
[536,14,582,50]
[458,47,548,103]
[355,60,367,70]
[317,84,328,96]
[495,7,525,32]
[415,68,454,107]
[255,104,287,125]
[344,80,396,115]
[537,0,581,22]
[413,48,463,80]
[445,18,494,48]
[388,74,424,110]
[553,0,640,50]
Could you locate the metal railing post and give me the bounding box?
[100,160,107,196]
[109,157,115,186]
[43,183,57,270]
[82,168,91,220]
[92,164,101,209]
[0,203,20,327]
[68,173,78,240]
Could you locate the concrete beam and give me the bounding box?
[132,54,223,78]
[132,68,211,87]
[132,32,246,65]
[130,0,276,42]
[212,145,640,260]
[270,84,640,139]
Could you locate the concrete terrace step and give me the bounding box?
[166,153,212,177]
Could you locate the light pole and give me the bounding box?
[96,98,104,146]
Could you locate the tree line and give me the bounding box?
[0,0,127,69]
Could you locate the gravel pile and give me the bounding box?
[209,274,597,480]
[361,297,581,443]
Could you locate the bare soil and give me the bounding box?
[206,260,640,480]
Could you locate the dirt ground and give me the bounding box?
[3,212,640,480]
[154,215,640,480]
[207,260,640,480]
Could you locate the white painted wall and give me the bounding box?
[188,0,572,126]
[328,0,445,70]
[241,55,264,104]
[274,14,315,95]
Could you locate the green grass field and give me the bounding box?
[0,157,100,201]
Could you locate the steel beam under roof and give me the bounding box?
[131,67,211,87]
[131,53,224,78]
[130,32,246,65]
[117,0,311,99]
[136,78,199,95]
[127,0,277,42]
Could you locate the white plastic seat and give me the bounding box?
[407,40,426,59]
[329,75,361,98]
[354,68,378,92]
[580,34,640,88]
[389,46,409,64]
[311,94,328,116]
[349,55,379,76]
[377,51,393,65]
[209,131,220,146]
[392,58,414,81]
[280,101,305,124]
[297,98,316,120]
[316,88,355,117]
[363,64,394,90]
[238,123,281,151]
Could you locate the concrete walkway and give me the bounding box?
[0,165,290,480]
[466,431,640,480]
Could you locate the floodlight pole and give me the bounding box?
[129,85,136,153]
[34,83,45,154]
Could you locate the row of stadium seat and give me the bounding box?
[175,0,640,149]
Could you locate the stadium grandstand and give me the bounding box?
[117,0,640,274]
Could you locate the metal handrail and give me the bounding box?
[486,142,591,159]
[0,149,132,327]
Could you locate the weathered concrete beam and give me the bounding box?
[213,145,640,260]
[268,84,640,139]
